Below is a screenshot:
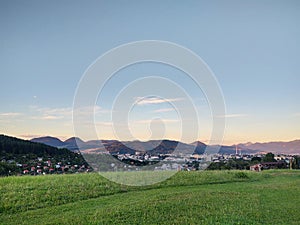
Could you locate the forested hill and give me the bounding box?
[0,134,76,157]
[0,134,88,176]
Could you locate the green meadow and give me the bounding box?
[0,170,299,224]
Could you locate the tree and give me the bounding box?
[295,156,300,169]
[0,162,19,176]
[251,156,261,162]
[263,152,277,162]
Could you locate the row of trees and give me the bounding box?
[207,153,300,170]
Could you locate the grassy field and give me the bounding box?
[0,170,299,224]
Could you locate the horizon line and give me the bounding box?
[2,133,300,146]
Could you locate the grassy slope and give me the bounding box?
[0,170,299,224]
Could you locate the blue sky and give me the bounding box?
[0,0,299,144]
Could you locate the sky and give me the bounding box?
[0,0,299,145]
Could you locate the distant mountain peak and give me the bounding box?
[64,137,85,144]
[237,140,300,154]
[190,141,206,146]
[30,135,300,155]
[31,136,62,141]
[31,136,64,147]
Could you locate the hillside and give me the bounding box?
[0,170,299,224]
[0,135,73,157]
[0,135,88,175]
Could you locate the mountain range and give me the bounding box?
[0,134,86,164]
[30,136,300,155]
[237,140,300,154]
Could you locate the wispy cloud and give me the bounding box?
[94,106,112,114]
[0,112,22,117]
[292,113,300,117]
[153,108,174,113]
[29,107,71,121]
[133,119,180,124]
[95,121,113,126]
[29,105,111,121]
[134,97,183,105]
[74,105,112,116]
[216,114,248,118]
[35,107,72,117]
[42,115,64,120]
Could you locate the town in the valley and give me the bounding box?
[5,151,298,176]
